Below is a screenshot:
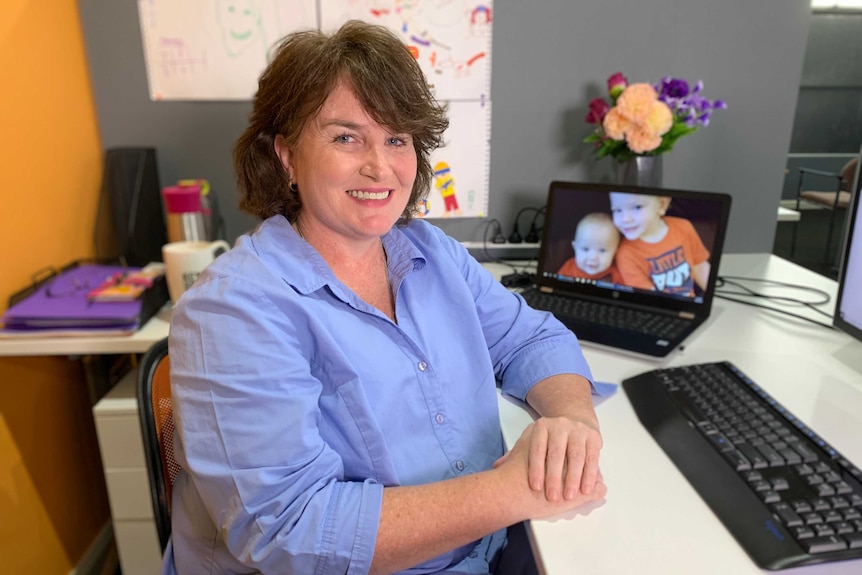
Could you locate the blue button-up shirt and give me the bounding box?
[165,216,592,574]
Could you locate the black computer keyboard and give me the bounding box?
[623,361,862,570]
[520,290,688,339]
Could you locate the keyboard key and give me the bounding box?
[824,510,843,524]
[739,444,769,469]
[722,449,751,471]
[760,491,781,504]
[835,521,855,535]
[755,444,785,467]
[802,535,846,553]
[847,532,862,549]
[792,443,820,463]
[835,481,854,495]
[771,503,803,527]
[803,512,824,525]
[816,483,837,497]
[778,447,802,465]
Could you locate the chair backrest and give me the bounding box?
[138,337,179,552]
[841,157,859,191]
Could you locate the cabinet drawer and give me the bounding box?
[105,468,154,520]
[114,519,163,575]
[95,413,146,468]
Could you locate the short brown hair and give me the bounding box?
[234,20,449,223]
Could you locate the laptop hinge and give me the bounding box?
[679,311,695,319]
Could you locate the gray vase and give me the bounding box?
[614,155,663,188]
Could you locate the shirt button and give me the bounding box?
[435,413,445,424]
[418,361,428,371]
[455,460,465,472]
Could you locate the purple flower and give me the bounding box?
[659,77,690,99]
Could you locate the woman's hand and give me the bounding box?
[502,374,605,503]
[493,422,606,520]
[526,415,603,501]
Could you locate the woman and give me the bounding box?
[167,20,605,575]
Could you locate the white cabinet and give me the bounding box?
[93,369,163,575]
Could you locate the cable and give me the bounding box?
[715,294,836,329]
[508,206,543,244]
[482,219,521,273]
[524,206,546,243]
[717,276,832,313]
[714,275,836,329]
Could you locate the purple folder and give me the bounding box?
[2,265,146,328]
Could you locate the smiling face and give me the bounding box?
[217,0,260,55]
[609,192,671,242]
[275,81,417,243]
[572,217,619,275]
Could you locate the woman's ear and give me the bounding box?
[274,134,292,175]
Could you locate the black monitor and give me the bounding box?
[834,146,862,341]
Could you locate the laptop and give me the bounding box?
[519,180,732,359]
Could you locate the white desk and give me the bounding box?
[0,305,171,356]
[492,254,862,575]
[2,254,860,575]
[779,206,802,222]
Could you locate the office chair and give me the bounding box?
[138,337,179,552]
[790,157,858,263]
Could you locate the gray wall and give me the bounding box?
[790,10,862,154]
[78,0,811,253]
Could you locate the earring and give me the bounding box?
[288,178,298,193]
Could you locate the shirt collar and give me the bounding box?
[247,215,427,296]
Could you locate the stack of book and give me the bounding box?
[0,261,168,338]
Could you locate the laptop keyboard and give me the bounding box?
[520,290,689,339]
[624,361,862,569]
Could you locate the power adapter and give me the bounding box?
[501,272,535,288]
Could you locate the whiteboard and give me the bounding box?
[137,0,493,217]
[137,0,317,101]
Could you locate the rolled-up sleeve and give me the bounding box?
[170,275,383,574]
[439,235,593,401]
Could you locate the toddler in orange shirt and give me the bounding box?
[609,192,710,296]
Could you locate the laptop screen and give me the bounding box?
[536,181,732,315]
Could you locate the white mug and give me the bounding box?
[162,240,231,303]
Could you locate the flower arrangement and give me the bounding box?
[584,72,726,161]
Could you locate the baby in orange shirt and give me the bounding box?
[557,212,622,284]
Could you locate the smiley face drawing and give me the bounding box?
[216,0,266,58]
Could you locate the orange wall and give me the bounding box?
[0,0,109,571]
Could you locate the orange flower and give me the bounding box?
[601,83,673,153]
[626,127,663,154]
[615,83,658,123]
[602,107,628,140]
[645,101,673,135]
